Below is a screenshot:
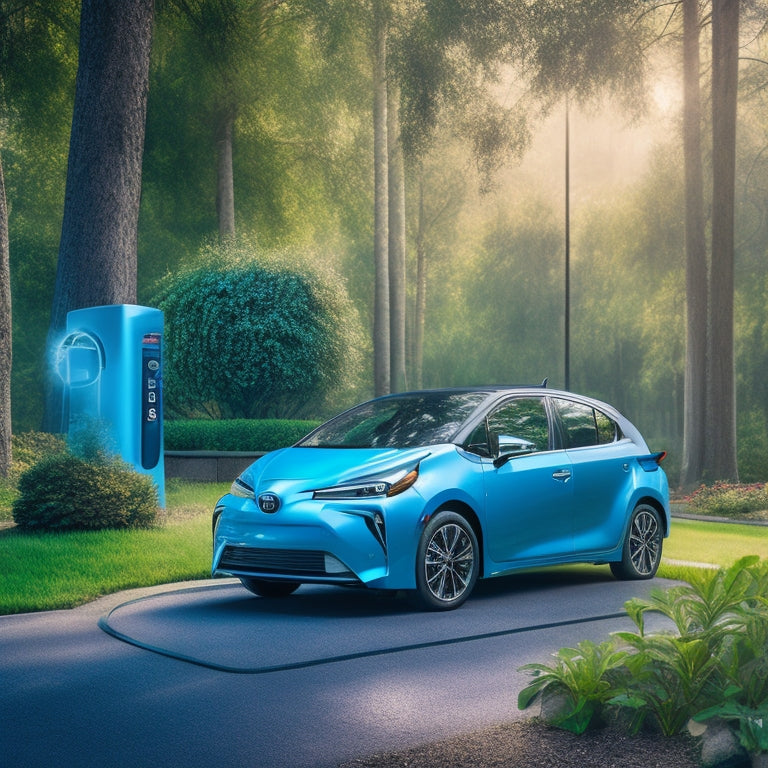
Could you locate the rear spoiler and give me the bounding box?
[637,451,667,472]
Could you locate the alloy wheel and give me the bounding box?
[628,507,662,576]
[424,521,476,602]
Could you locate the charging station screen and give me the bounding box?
[141,333,162,469]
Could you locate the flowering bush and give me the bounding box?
[685,482,768,518]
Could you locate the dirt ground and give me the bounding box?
[337,719,700,768]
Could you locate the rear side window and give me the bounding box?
[595,410,619,444]
[554,398,621,448]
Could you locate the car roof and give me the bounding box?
[374,384,614,409]
[369,385,644,446]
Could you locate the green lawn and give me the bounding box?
[663,516,768,566]
[0,488,765,615]
[0,480,228,615]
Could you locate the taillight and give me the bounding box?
[638,451,667,471]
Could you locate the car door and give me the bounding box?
[552,397,639,554]
[478,396,574,566]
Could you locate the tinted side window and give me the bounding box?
[465,422,492,457]
[555,398,620,448]
[487,397,549,453]
[595,410,620,444]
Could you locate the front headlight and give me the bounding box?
[230,476,255,499]
[313,465,419,500]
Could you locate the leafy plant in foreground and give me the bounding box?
[694,608,768,765]
[519,557,768,744]
[623,555,760,638]
[517,639,629,734]
[610,557,765,736]
[609,633,720,736]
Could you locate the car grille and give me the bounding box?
[220,546,328,576]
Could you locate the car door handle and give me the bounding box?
[552,469,572,482]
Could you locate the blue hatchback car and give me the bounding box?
[212,386,670,610]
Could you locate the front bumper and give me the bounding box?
[212,492,413,588]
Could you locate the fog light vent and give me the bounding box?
[324,554,351,574]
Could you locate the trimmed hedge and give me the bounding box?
[164,419,321,452]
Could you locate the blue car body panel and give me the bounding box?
[212,387,671,597]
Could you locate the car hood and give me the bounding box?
[241,446,434,491]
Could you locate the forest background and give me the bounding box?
[2,0,768,490]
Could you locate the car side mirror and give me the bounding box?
[492,435,537,468]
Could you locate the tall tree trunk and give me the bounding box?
[373,4,390,397]
[0,155,11,477]
[217,110,236,239]
[680,0,708,490]
[388,83,407,393]
[705,0,739,481]
[43,0,154,431]
[413,174,427,390]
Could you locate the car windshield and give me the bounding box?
[298,391,488,449]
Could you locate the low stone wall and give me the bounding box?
[164,451,264,483]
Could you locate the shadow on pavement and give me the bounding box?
[98,566,666,674]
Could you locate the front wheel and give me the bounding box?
[610,504,663,580]
[239,578,301,597]
[413,511,479,611]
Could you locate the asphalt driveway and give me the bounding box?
[1,568,675,768]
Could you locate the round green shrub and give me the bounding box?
[10,432,67,480]
[154,238,367,419]
[1,433,68,518]
[12,454,159,531]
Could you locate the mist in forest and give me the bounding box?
[5,4,768,484]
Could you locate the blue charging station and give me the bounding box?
[55,304,165,505]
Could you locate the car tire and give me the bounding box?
[413,511,479,611]
[239,577,301,597]
[610,503,663,580]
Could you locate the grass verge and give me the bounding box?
[0,494,765,616]
[0,480,229,615]
[661,516,768,571]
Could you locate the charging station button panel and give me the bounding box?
[141,333,162,469]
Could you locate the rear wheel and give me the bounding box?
[610,504,663,580]
[414,511,479,611]
[239,578,301,597]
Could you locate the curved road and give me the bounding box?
[0,569,674,768]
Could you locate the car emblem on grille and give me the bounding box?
[258,493,280,513]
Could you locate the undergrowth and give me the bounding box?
[685,482,768,519]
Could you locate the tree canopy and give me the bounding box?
[4,0,768,487]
